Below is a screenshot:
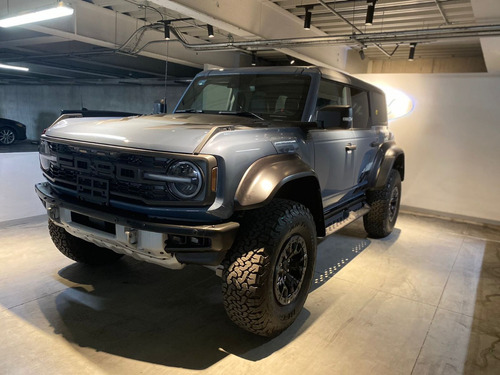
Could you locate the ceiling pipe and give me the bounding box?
[433,0,450,25]
[124,21,500,60]
[155,23,500,52]
[316,0,392,58]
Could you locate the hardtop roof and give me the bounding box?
[198,66,383,95]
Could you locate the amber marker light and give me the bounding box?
[211,167,218,192]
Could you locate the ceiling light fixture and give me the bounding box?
[0,63,29,72]
[359,48,366,60]
[207,24,214,38]
[304,6,313,30]
[365,0,377,26]
[408,43,417,61]
[163,21,171,40]
[251,52,257,66]
[287,55,296,65]
[0,2,74,28]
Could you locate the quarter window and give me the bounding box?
[350,88,370,129]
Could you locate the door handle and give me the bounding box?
[345,143,357,151]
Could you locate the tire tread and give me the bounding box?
[222,199,315,336]
[363,169,401,238]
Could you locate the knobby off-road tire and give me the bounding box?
[222,199,317,337]
[48,220,123,265]
[363,169,402,238]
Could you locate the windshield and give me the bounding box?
[175,74,311,121]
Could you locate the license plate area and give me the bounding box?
[77,175,109,205]
[71,212,116,235]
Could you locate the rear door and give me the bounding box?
[349,87,380,189]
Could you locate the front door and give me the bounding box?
[311,129,357,207]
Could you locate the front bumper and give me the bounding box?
[36,182,239,268]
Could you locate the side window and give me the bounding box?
[350,87,369,129]
[315,79,348,113]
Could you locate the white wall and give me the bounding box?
[357,73,500,224]
[0,152,46,222]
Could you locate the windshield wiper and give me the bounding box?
[218,111,264,121]
[175,109,204,113]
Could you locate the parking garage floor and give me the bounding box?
[0,212,499,375]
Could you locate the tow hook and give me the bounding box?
[125,228,138,245]
[47,206,60,221]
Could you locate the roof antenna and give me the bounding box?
[164,19,169,114]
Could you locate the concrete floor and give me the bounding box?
[0,213,499,375]
[0,141,39,153]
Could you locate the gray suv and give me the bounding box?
[36,66,404,336]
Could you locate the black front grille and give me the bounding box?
[42,141,202,206]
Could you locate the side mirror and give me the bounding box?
[317,105,353,129]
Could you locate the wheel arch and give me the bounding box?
[369,141,405,189]
[234,154,325,236]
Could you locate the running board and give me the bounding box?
[324,205,370,236]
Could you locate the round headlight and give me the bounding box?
[167,161,203,199]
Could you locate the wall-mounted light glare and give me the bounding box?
[207,24,214,38]
[0,63,29,72]
[0,2,74,28]
[408,43,417,61]
[376,84,414,121]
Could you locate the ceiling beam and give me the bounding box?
[471,0,500,73]
[12,0,243,70]
[0,35,68,47]
[67,57,166,78]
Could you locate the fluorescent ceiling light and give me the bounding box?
[0,2,74,28]
[0,63,29,72]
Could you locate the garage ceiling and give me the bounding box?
[1,0,500,85]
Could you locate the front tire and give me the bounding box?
[222,199,317,337]
[363,169,402,238]
[48,221,123,265]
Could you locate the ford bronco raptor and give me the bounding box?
[36,66,404,337]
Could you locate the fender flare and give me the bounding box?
[235,153,318,210]
[368,141,405,189]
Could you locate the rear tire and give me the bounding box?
[222,199,316,337]
[363,169,401,238]
[48,220,123,265]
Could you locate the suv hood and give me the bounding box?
[45,114,262,154]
